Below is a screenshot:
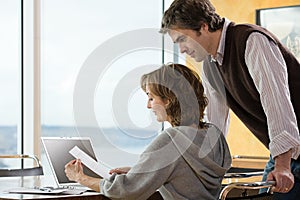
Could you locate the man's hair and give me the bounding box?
[140,63,208,128]
[161,0,224,34]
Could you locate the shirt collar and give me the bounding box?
[210,18,231,66]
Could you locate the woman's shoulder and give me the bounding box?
[146,123,224,150]
[172,123,223,135]
[171,123,226,143]
[143,129,174,152]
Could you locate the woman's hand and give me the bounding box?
[64,159,101,192]
[65,159,84,182]
[109,167,131,175]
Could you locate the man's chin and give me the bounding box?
[194,57,204,62]
[194,55,208,63]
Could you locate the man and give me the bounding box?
[161,0,300,199]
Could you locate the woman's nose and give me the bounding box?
[147,101,151,109]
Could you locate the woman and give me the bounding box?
[65,63,231,200]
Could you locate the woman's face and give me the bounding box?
[145,85,170,123]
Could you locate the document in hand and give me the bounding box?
[69,146,111,180]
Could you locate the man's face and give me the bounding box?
[168,28,209,62]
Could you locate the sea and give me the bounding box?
[0,125,160,169]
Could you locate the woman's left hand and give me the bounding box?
[109,167,131,175]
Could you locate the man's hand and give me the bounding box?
[267,150,294,193]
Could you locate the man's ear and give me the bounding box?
[200,23,209,33]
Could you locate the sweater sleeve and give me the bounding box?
[99,133,179,199]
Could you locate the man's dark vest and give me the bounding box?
[203,23,300,150]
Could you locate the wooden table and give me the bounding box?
[0,176,109,200]
[0,176,162,200]
[0,193,108,200]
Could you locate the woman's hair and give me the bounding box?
[161,0,224,33]
[140,63,208,128]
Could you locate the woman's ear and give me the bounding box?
[164,99,170,108]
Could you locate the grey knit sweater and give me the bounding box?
[100,124,231,199]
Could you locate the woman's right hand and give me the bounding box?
[109,167,131,175]
[65,159,84,182]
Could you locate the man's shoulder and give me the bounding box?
[230,23,260,30]
[228,23,276,41]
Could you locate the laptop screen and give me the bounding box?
[41,137,101,185]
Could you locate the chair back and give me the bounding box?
[0,154,43,177]
[220,181,274,200]
[221,155,273,200]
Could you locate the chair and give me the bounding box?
[220,155,273,199]
[225,167,265,179]
[220,181,274,200]
[0,154,43,177]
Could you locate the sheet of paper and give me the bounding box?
[69,146,111,179]
[5,187,86,195]
[5,187,68,194]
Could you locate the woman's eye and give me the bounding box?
[149,98,153,101]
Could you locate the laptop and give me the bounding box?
[41,137,102,190]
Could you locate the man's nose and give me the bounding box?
[179,44,187,54]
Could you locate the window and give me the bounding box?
[40,0,171,168]
[0,0,181,170]
[0,0,21,168]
